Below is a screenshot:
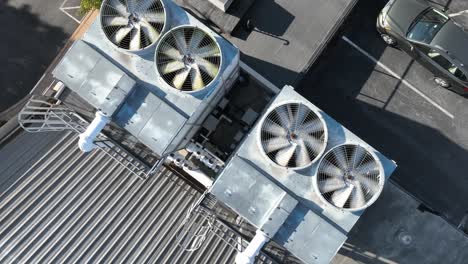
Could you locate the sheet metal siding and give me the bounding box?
[0,131,236,263]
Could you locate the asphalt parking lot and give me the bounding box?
[0,0,81,113]
[297,0,468,227]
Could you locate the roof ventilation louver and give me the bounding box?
[100,0,166,53]
[260,103,327,169]
[316,144,384,211]
[155,26,222,92]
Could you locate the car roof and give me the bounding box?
[431,20,468,69]
[387,0,429,35]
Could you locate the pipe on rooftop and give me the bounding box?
[78,111,109,152]
[235,230,270,264]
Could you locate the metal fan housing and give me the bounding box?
[259,102,328,169]
[100,0,167,53]
[155,26,222,93]
[315,144,384,211]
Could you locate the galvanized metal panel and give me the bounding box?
[53,40,136,117]
[114,87,188,157]
[139,101,187,156]
[211,156,288,228]
[275,204,347,264]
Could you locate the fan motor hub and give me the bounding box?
[183,54,196,66]
[344,170,355,181]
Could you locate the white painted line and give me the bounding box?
[342,36,455,119]
[59,0,82,24]
[449,10,468,17]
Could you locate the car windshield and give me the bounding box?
[407,8,448,44]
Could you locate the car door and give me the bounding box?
[419,48,468,92]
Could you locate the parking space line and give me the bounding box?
[342,36,455,119]
[448,10,468,17]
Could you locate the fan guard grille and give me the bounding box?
[155,26,221,92]
[316,144,384,211]
[260,103,327,168]
[100,0,166,51]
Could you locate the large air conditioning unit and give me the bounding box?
[53,0,240,158]
[209,86,396,264]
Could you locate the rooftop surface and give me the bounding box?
[0,131,239,263]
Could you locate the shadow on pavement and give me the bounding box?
[0,0,69,113]
[297,0,468,231]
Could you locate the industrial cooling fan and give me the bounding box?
[100,0,166,52]
[316,144,384,211]
[260,103,328,169]
[155,26,222,92]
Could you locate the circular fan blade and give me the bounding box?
[354,161,380,176]
[159,61,185,75]
[159,43,183,60]
[351,146,367,169]
[350,182,366,208]
[321,160,344,178]
[142,12,165,23]
[332,147,349,171]
[262,119,287,137]
[319,178,347,193]
[188,29,206,53]
[275,144,297,167]
[112,26,132,44]
[355,173,380,195]
[293,104,309,129]
[190,66,205,90]
[297,119,324,134]
[140,20,160,42]
[331,185,353,208]
[196,57,219,78]
[192,44,221,58]
[100,0,165,51]
[173,68,191,89]
[103,16,128,27]
[275,105,291,129]
[300,134,323,156]
[173,29,188,54]
[263,137,290,153]
[296,139,311,167]
[135,0,158,13]
[129,27,142,50]
[106,0,128,16]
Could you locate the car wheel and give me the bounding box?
[381,34,396,46]
[434,77,450,88]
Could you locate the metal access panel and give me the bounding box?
[210,156,298,236]
[274,204,347,264]
[114,87,188,157]
[53,40,136,117]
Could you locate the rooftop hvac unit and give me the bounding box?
[53,0,239,158]
[209,86,396,264]
[100,0,167,53]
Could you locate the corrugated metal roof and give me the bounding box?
[0,131,237,263]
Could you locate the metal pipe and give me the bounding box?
[78,111,109,152]
[235,230,269,264]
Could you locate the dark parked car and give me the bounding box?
[377,0,468,95]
